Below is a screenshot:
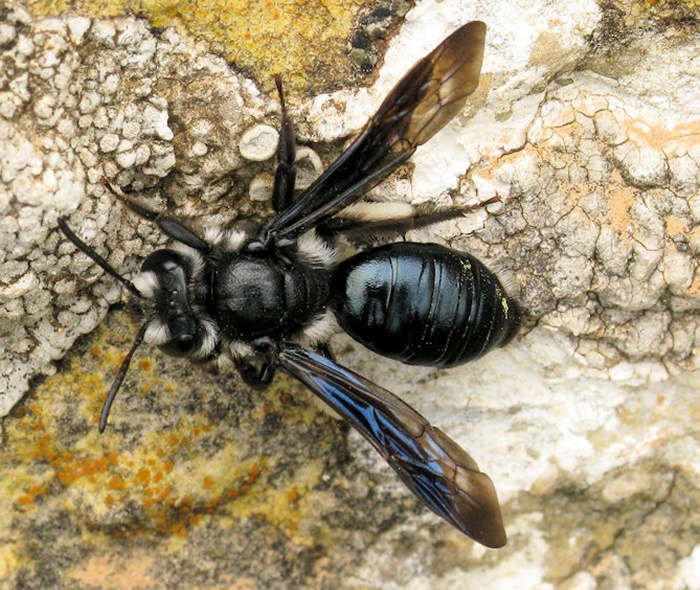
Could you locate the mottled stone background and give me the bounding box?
[0,0,698,588]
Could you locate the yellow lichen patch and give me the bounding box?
[251,373,319,426]
[221,461,328,542]
[0,545,21,581]
[26,0,374,93]
[1,307,345,584]
[87,432,330,544]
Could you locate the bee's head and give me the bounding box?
[96,244,216,432]
[133,248,201,358]
[58,218,217,432]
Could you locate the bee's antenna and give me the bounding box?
[58,218,144,299]
[99,322,148,432]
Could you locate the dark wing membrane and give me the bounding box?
[264,21,487,242]
[277,342,506,548]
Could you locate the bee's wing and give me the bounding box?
[265,21,487,242]
[277,342,506,548]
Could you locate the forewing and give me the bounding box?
[277,342,506,548]
[265,21,487,242]
[370,20,486,148]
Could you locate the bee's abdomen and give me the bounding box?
[331,242,519,367]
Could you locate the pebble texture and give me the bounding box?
[0,0,698,588]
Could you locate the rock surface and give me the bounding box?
[1,0,698,588]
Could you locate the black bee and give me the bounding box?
[58,21,519,549]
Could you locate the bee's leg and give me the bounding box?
[103,182,210,252]
[314,342,336,362]
[271,76,297,214]
[319,198,500,238]
[234,357,276,389]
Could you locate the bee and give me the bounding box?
[59,21,519,548]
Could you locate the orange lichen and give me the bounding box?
[16,495,36,507]
[108,475,127,490]
[4,310,334,552]
[248,464,262,481]
[55,455,112,486]
[136,467,151,485]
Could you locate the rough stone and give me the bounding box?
[1,0,698,588]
